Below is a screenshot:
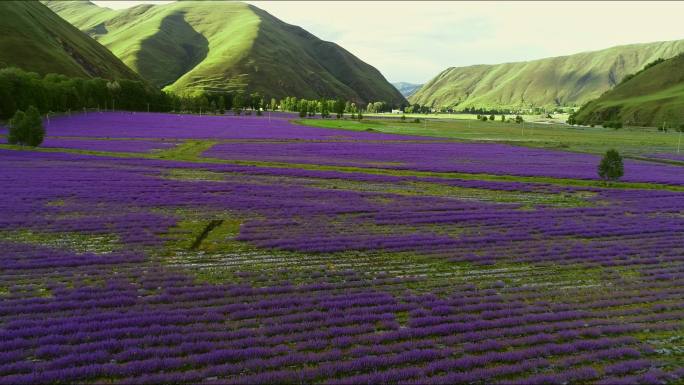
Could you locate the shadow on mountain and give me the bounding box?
[87,22,108,36]
[137,11,208,88]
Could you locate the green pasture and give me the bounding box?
[298,117,684,156]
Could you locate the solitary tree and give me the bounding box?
[598,149,624,184]
[8,106,44,147]
[489,114,495,121]
[515,115,524,124]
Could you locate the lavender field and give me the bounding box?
[0,112,683,384]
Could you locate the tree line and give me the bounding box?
[0,67,402,120]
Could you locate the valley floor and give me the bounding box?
[0,112,682,384]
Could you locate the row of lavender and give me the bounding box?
[204,140,684,185]
[1,146,682,383]
[5,112,684,185]
[2,253,680,384]
[2,112,683,383]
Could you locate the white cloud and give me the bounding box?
[93,1,684,83]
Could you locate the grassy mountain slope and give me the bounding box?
[47,1,406,105]
[0,1,140,80]
[410,39,684,110]
[574,54,684,127]
[392,82,423,98]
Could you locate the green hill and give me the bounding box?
[0,1,140,80]
[573,54,684,128]
[46,1,406,105]
[410,39,684,111]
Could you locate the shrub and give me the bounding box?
[598,149,624,184]
[8,106,44,147]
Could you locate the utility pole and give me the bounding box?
[147,103,150,113]
[678,130,682,154]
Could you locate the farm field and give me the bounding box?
[0,112,683,384]
[300,117,684,159]
[364,113,571,125]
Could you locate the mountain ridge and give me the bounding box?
[573,53,684,127]
[46,1,407,105]
[0,0,141,80]
[392,82,422,98]
[410,38,684,110]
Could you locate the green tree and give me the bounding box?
[598,149,624,184]
[515,115,524,124]
[233,93,243,115]
[106,80,120,110]
[489,114,495,121]
[319,99,329,118]
[8,106,44,147]
[333,99,344,118]
[218,96,226,114]
[249,92,262,110]
[7,109,26,145]
[500,115,505,122]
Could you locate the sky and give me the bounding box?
[92,1,684,84]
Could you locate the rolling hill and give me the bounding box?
[410,39,684,111]
[573,53,684,128]
[392,82,423,98]
[0,1,141,80]
[46,1,407,105]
